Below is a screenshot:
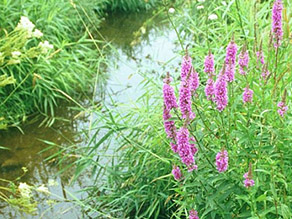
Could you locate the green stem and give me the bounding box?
[164,2,184,51]
[235,0,247,42]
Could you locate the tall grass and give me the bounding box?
[0,0,109,127]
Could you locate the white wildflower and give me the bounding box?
[197,5,204,10]
[11,51,21,58]
[32,29,43,38]
[208,14,218,20]
[222,1,227,6]
[36,184,50,195]
[39,41,54,53]
[16,16,35,37]
[198,0,205,2]
[18,182,32,199]
[48,179,58,187]
[168,8,175,13]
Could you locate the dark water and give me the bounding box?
[0,11,178,218]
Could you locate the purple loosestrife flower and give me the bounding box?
[238,48,249,75]
[277,90,288,117]
[272,0,283,48]
[277,101,288,117]
[205,78,215,101]
[177,126,195,168]
[181,55,192,80]
[256,42,265,66]
[214,68,228,111]
[179,73,195,120]
[189,210,199,219]
[225,39,238,82]
[225,61,235,82]
[261,65,270,81]
[215,149,228,172]
[189,137,198,156]
[163,72,178,110]
[170,142,178,153]
[204,51,215,77]
[190,68,200,93]
[243,163,255,188]
[243,173,255,188]
[163,106,177,140]
[172,165,182,181]
[243,87,254,103]
[225,39,238,64]
[256,51,265,66]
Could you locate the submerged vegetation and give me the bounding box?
[1,0,292,218]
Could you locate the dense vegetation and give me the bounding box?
[1,0,292,218]
[0,0,109,128]
[73,0,292,218]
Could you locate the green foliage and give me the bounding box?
[101,0,160,12]
[0,0,108,127]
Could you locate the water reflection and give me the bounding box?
[0,104,88,218]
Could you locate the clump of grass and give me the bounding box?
[0,0,109,128]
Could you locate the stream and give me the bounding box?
[0,11,178,218]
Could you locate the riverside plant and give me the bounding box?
[162,0,292,218]
[71,0,292,218]
[0,0,109,128]
[0,16,53,128]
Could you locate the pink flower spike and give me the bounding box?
[256,51,265,65]
[243,87,254,103]
[181,55,192,80]
[238,48,249,75]
[179,72,195,120]
[204,51,215,77]
[214,68,228,111]
[170,142,178,153]
[205,78,215,101]
[163,72,178,110]
[177,127,195,167]
[243,163,255,188]
[225,38,238,82]
[277,101,288,117]
[225,39,238,65]
[272,0,283,48]
[163,106,177,140]
[189,210,199,219]
[243,172,255,188]
[215,149,228,172]
[190,68,200,93]
[172,165,182,181]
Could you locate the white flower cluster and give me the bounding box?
[16,16,43,38]
[11,51,22,58]
[18,182,32,199]
[208,14,218,20]
[36,184,50,195]
[38,40,54,53]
